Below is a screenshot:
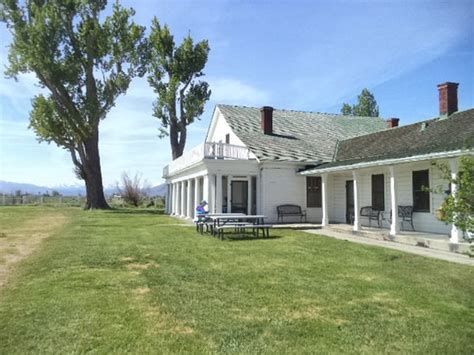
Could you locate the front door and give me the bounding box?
[231,180,248,214]
[346,180,354,224]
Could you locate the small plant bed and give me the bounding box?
[0,207,473,353]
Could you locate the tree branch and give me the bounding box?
[33,69,89,138]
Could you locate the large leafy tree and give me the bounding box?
[341,88,379,117]
[1,0,146,209]
[147,18,211,160]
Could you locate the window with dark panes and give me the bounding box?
[225,134,230,144]
[371,174,385,210]
[307,177,321,208]
[413,169,430,212]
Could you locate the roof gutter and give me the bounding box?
[299,149,473,175]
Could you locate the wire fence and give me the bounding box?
[0,194,86,207]
[0,194,166,209]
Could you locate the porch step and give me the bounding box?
[324,226,472,255]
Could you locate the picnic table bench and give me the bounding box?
[214,223,271,239]
[277,204,307,223]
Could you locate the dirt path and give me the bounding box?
[0,209,70,287]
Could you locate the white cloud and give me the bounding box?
[208,77,271,106]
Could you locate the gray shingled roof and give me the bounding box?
[307,108,474,170]
[217,104,388,163]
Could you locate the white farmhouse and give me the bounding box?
[163,82,473,243]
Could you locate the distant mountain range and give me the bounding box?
[148,183,167,197]
[0,180,167,197]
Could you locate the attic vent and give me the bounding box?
[420,122,427,131]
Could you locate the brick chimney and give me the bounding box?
[437,82,459,118]
[386,118,400,128]
[260,106,273,135]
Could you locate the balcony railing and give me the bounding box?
[163,142,252,177]
[204,142,251,160]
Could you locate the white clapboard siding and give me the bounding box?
[326,161,451,234]
[261,165,307,223]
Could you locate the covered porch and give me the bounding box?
[163,142,260,219]
[301,155,465,245]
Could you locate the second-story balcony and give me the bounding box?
[163,142,253,177]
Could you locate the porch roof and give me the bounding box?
[301,108,474,174]
[217,105,387,163]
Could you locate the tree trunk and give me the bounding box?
[81,130,110,209]
[171,142,184,160]
[170,128,186,160]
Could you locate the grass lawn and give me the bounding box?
[0,206,473,353]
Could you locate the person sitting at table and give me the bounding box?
[194,200,208,232]
[196,200,208,216]
[194,200,208,222]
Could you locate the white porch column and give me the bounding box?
[203,175,210,213]
[256,173,261,215]
[209,174,215,213]
[198,177,204,203]
[194,177,200,218]
[175,183,179,215]
[165,184,170,214]
[169,184,173,214]
[169,184,174,215]
[389,166,400,236]
[227,175,232,213]
[180,181,185,217]
[321,174,329,227]
[186,179,193,218]
[174,182,178,215]
[449,159,462,243]
[352,171,360,232]
[215,174,223,213]
[247,175,252,215]
[172,183,177,215]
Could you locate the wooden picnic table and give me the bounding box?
[195,213,246,234]
[207,214,269,239]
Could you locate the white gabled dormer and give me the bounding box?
[206,106,248,147]
[164,105,257,178]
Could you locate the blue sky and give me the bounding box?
[0,0,473,187]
